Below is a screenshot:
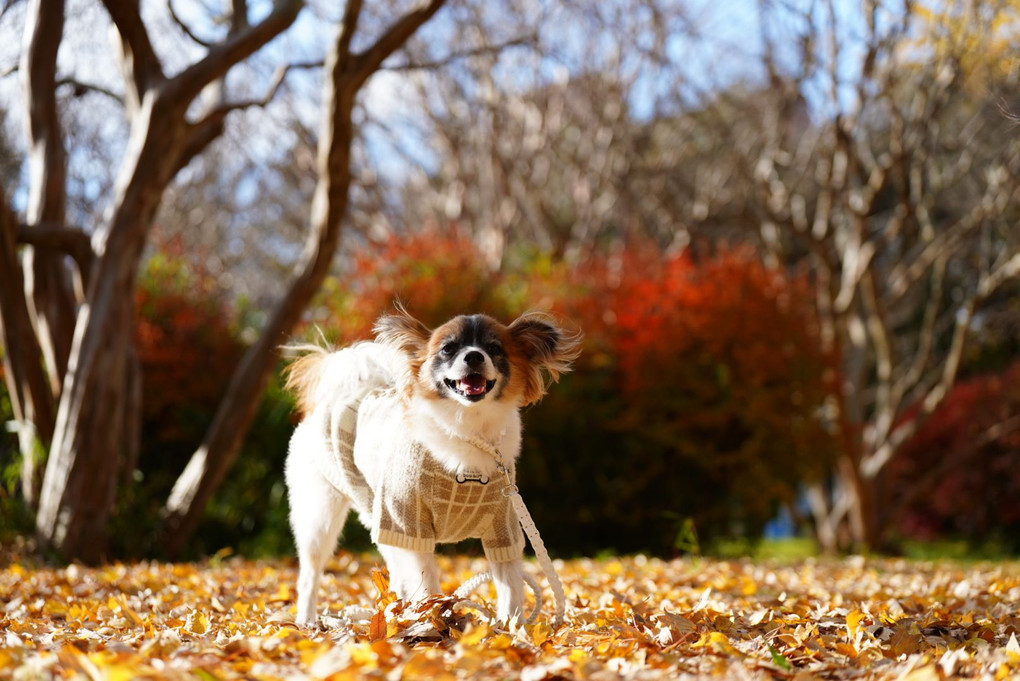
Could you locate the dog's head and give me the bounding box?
[374,306,581,407]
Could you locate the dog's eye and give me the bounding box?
[440,342,457,357]
[486,342,503,356]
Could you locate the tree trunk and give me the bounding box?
[18,0,75,504]
[0,195,56,511]
[34,92,185,560]
[30,0,304,561]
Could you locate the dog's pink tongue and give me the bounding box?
[459,375,488,395]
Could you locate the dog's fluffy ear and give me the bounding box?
[374,303,431,356]
[374,304,431,396]
[508,313,583,406]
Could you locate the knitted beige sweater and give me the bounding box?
[311,388,525,564]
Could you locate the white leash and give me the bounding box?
[462,435,567,627]
[452,570,545,625]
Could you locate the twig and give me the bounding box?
[197,59,321,120]
[56,77,124,104]
[167,0,214,47]
[383,35,536,72]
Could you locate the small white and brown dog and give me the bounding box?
[283,307,581,626]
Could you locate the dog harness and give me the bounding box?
[312,389,525,564]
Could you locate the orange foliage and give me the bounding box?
[557,243,832,395]
[310,226,515,343]
[127,241,244,543]
[520,243,838,549]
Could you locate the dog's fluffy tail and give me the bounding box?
[283,342,403,415]
[283,344,331,415]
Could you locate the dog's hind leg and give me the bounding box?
[286,430,351,626]
[291,486,349,626]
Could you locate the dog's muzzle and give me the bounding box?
[445,374,497,401]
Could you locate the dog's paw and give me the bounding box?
[294,614,321,629]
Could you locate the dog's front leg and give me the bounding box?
[379,546,440,602]
[491,558,525,625]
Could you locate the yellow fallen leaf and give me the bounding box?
[459,622,490,647]
[184,610,210,635]
[846,609,866,640]
[530,619,552,647]
[402,650,457,681]
[488,633,514,651]
[900,665,941,681]
[269,583,291,603]
[348,642,379,668]
[691,631,738,655]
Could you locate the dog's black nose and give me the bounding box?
[464,350,485,368]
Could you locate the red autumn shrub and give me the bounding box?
[135,245,243,451]
[115,242,245,554]
[888,361,1020,550]
[521,242,838,553]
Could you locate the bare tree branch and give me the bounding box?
[348,0,446,89]
[861,251,1020,479]
[101,0,166,105]
[164,0,301,107]
[383,34,535,72]
[56,77,123,104]
[15,222,92,282]
[197,60,322,121]
[1,0,22,21]
[166,0,214,47]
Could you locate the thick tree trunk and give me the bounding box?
[18,0,75,505]
[34,91,185,560]
[0,195,56,511]
[30,0,302,561]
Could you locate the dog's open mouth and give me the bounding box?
[445,374,496,401]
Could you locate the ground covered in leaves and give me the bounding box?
[2,552,1019,680]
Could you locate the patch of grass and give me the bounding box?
[708,536,819,561]
[901,538,1018,563]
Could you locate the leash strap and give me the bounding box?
[491,448,566,627]
[508,488,566,626]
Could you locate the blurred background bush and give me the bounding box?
[6,226,1014,559]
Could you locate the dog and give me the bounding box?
[283,307,581,626]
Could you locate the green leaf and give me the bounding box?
[768,643,792,672]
